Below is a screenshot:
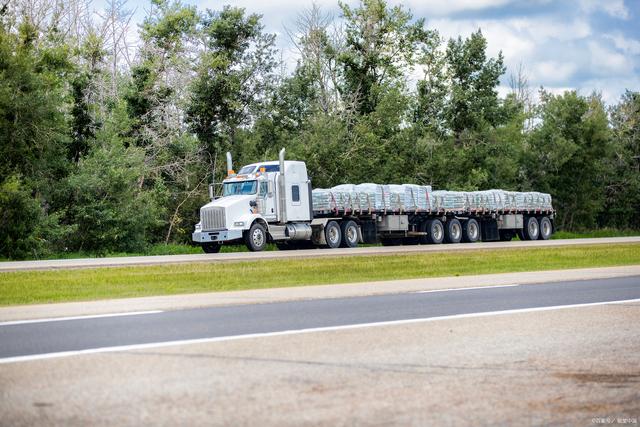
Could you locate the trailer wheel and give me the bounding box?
[418,220,429,244]
[462,219,480,243]
[444,219,462,243]
[522,217,540,240]
[426,219,444,244]
[538,217,552,240]
[324,221,342,248]
[244,222,267,252]
[202,242,221,253]
[340,220,359,248]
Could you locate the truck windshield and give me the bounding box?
[223,180,257,196]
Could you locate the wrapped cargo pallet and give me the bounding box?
[432,190,467,211]
[354,183,387,211]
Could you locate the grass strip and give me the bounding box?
[0,243,639,306]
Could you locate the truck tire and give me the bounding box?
[244,222,267,251]
[522,217,540,241]
[202,242,221,253]
[538,217,552,240]
[462,219,480,243]
[340,220,359,248]
[324,221,342,248]
[426,219,444,244]
[444,219,462,243]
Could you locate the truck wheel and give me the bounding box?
[244,222,267,251]
[444,219,462,243]
[462,219,480,243]
[340,220,359,248]
[426,219,444,244]
[202,242,221,253]
[522,217,540,240]
[538,217,552,240]
[324,221,342,248]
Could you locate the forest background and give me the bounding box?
[1,0,638,259]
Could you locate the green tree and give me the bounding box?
[338,0,438,115]
[444,30,506,139]
[525,91,611,230]
[604,90,640,228]
[186,6,277,161]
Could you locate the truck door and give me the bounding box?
[259,179,277,222]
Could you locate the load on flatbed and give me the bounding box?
[192,149,555,253]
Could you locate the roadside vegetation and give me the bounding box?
[1,0,639,261]
[1,243,639,306]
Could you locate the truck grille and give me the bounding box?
[201,207,225,230]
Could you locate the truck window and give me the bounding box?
[292,185,300,202]
[237,165,256,174]
[259,181,268,196]
[223,180,257,196]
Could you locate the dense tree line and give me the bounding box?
[0,0,638,259]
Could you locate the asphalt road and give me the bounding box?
[1,236,639,271]
[2,275,639,362]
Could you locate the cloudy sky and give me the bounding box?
[116,0,640,104]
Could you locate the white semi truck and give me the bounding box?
[192,149,555,252]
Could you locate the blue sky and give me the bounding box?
[109,0,640,104]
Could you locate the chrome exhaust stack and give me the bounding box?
[278,148,287,224]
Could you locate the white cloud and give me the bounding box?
[604,32,640,55]
[579,0,629,19]
[588,40,635,76]
[531,61,578,84]
[404,0,513,16]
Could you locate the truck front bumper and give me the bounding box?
[192,229,243,244]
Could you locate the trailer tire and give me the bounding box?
[202,242,221,253]
[462,219,480,243]
[340,220,359,248]
[538,217,552,240]
[522,217,540,240]
[324,221,342,248]
[444,219,463,243]
[244,222,267,252]
[426,219,444,244]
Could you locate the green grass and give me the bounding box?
[552,228,640,239]
[1,243,639,306]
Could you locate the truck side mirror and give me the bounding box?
[208,184,214,200]
[268,180,274,196]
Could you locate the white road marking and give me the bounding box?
[0,310,163,326]
[2,298,639,364]
[414,284,520,293]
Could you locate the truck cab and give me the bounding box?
[192,149,313,252]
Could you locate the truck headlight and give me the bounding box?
[234,221,245,227]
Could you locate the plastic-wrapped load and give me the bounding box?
[386,185,406,211]
[432,190,467,211]
[312,188,333,211]
[330,184,357,211]
[402,184,434,211]
[354,183,387,211]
